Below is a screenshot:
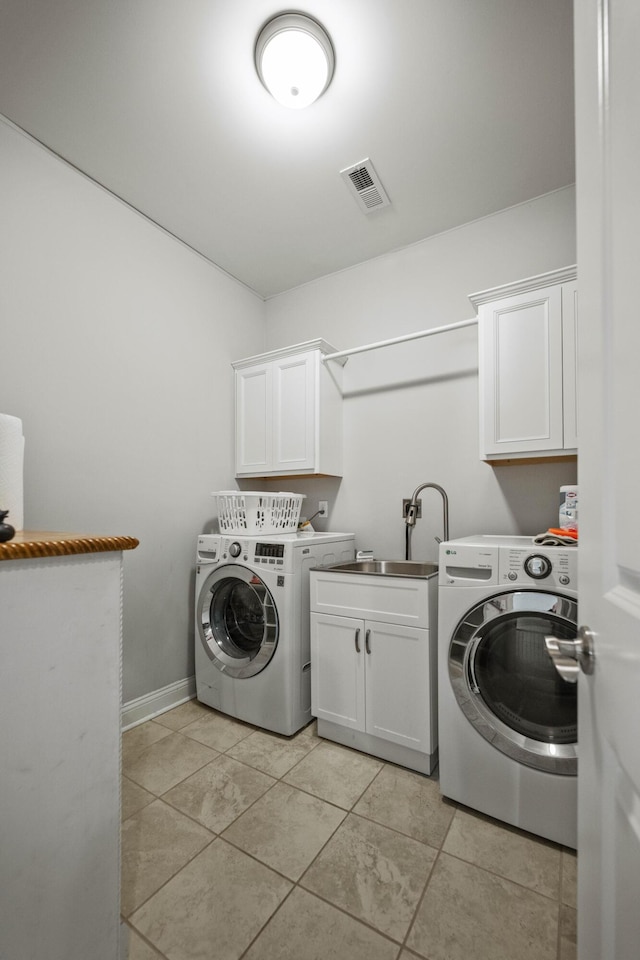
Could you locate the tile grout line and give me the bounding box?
[398,802,459,956]
[124,832,218,925]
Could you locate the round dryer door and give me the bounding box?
[197,565,279,679]
[449,590,578,774]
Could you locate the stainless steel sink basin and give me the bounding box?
[321,559,439,578]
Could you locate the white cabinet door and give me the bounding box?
[364,622,432,752]
[480,285,565,457]
[235,362,272,474]
[272,351,316,473]
[310,613,365,731]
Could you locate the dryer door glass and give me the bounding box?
[472,612,577,744]
[198,567,279,679]
[449,590,578,774]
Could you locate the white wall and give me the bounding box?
[264,187,578,561]
[0,119,265,702]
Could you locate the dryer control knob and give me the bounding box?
[524,554,552,579]
[229,541,242,558]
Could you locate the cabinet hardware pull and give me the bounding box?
[365,629,371,654]
[355,628,361,653]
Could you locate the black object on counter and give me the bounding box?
[0,510,16,542]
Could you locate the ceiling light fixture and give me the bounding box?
[255,12,335,109]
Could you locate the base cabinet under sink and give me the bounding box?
[309,569,438,775]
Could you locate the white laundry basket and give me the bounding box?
[213,491,305,535]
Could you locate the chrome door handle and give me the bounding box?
[545,625,596,682]
[355,628,361,654]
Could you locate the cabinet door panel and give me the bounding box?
[481,286,564,455]
[236,365,271,473]
[311,613,364,731]
[273,353,316,471]
[364,622,431,751]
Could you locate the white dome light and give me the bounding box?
[255,13,335,109]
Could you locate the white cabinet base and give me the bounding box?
[1,552,123,960]
[317,718,438,776]
[310,569,438,777]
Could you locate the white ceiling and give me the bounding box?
[0,0,575,298]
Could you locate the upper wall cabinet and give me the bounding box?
[233,339,344,478]
[469,266,578,462]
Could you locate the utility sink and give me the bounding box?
[323,559,439,578]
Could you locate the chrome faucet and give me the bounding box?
[404,482,449,560]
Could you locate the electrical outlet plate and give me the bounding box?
[318,500,328,517]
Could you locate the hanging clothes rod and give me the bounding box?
[322,317,478,362]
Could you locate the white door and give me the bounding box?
[272,351,316,472]
[235,363,272,474]
[574,1,640,955]
[310,613,365,731]
[364,622,432,752]
[479,286,565,456]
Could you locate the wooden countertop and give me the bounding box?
[0,530,139,562]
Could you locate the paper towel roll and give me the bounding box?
[0,414,24,530]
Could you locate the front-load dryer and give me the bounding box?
[195,531,355,736]
[438,535,577,848]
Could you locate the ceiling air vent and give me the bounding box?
[340,158,391,214]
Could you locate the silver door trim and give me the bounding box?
[197,564,279,679]
[449,590,578,775]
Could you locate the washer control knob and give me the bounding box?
[229,541,242,558]
[559,573,571,585]
[507,571,518,581]
[524,554,552,579]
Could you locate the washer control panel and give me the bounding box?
[500,546,576,589]
[439,537,577,591]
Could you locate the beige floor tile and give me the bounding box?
[282,740,383,809]
[559,904,577,959]
[243,886,399,960]
[122,721,171,766]
[122,776,155,821]
[124,926,164,959]
[561,849,577,907]
[180,710,255,751]
[124,731,219,795]
[354,764,455,847]
[222,781,346,880]
[302,812,437,942]
[130,839,292,960]
[121,799,213,916]
[407,852,559,960]
[443,808,561,898]
[296,719,320,740]
[163,755,276,833]
[153,699,212,730]
[226,728,318,778]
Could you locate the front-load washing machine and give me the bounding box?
[438,535,577,847]
[195,531,355,736]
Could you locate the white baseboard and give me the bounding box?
[121,676,196,730]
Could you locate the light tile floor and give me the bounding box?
[121,700,577,960]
